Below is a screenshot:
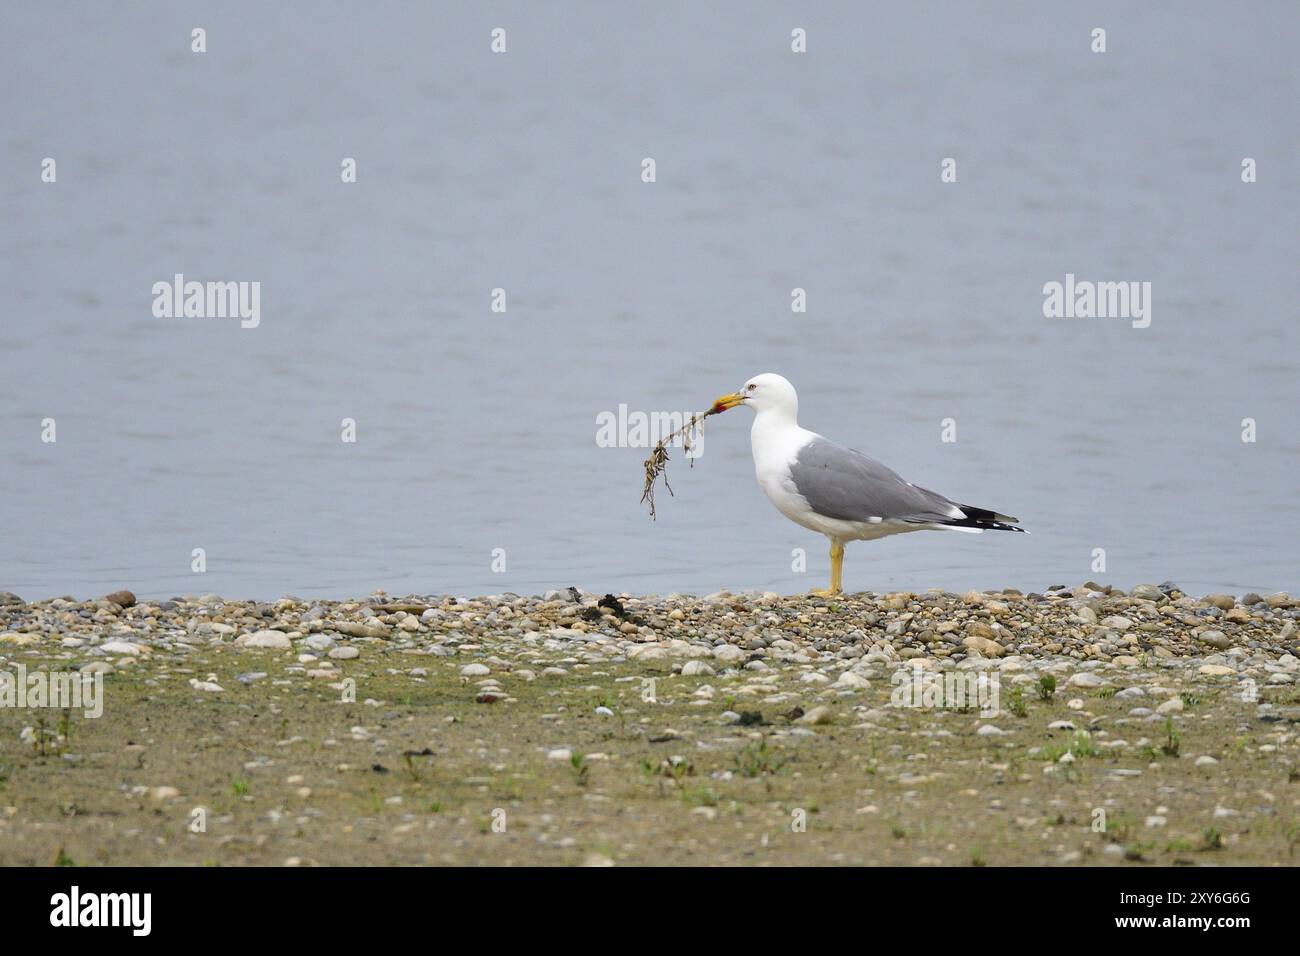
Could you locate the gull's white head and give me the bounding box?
[711,372,798,419]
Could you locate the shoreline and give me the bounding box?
[2,582,1298,865]
[2,581,1296,664]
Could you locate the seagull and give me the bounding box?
[710,372,1024,595]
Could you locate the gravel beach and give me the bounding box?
[1,582,1298,866]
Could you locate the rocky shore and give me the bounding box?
[2,582,1297,866]
[2,581,1297,678]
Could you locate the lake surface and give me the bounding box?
[2,2,1296,600]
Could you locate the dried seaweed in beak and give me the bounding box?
[639,410,714,520]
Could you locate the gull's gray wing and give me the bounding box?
[788,437,962,524]
[790,436,1024,531]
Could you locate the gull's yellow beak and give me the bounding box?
[710,391,746,414]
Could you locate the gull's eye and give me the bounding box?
[747,383,756,391]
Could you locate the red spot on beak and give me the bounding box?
[710,392,744,414]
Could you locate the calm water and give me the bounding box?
[2,2,1296,600]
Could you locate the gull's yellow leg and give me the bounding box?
[810,541,845,597]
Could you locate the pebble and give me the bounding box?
[1198,664,1235,676]
[796,706,832,725]
[235,630,292,650]
[1198,630,1231,650]
[98,641,147,656]
[1067,673,1105,688]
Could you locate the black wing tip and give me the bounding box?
[945,518,1027,533]
[948,504,1027,533]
